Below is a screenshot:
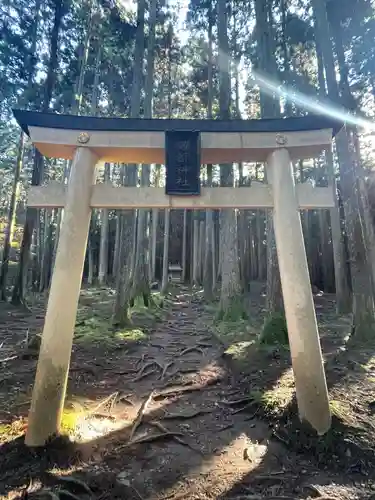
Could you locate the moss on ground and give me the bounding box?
[216,296,249,322]
[74,289,165,348]
[60,409,83,435]
[259,312,289,346]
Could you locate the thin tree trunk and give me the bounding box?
[151,208,159,281]
[113,166,137,326]
[326,148,351,310]
[0,132,24,300]
[199,219,205,283]
[112,164,125,279]
[112,213,121,277]
[181,209,187,282]
[129,0,157,304]
[192,215,199,285]
[98,163,111,286]
[39,210,53,292]
[161,209,170,294]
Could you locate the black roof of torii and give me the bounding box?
[12,109,344,136]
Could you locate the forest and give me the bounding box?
[1,0,375,498]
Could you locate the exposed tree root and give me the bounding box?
[155,378,221,400]
[231,402,258,415]
[162,408,213,420]
[56,490,82,500]
[133,368,157,381]
[54,476,92,495]
[129,391,155,441]
[217,423,234,432]
[130,485,145,500]
[244,409,260,420]
[89,392,118,415]
[149,420,201,454]
[160,361,174,380]
[222,396,255,406]
[117,394,134,406]
[0,355,18,363]
[113,369,138,375]
[136,354,147,367]
[116,431,183,451]
[152,359,165,372]
[179,346,204,356]
[197,341,213,348]
[304,485,337,499]
[31,492,60,500]
[133,362,158,381]
[134,360,165,381]
[177,367,198,374]
[272,430,290,446]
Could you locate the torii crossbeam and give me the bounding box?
[13,109,341,446]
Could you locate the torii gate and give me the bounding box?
[13,110,340,446]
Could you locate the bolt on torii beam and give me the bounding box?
[13,109,342,446]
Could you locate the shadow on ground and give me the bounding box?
[0,287,374,499]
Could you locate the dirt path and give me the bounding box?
[0,289,374,499]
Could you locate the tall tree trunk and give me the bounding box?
[280,0,293,116]
[11,0,65,305]
[112,212,121,278]
[0,133,24,300]
[39,210,54,292]
[98,163,111,286]
[203,5,215,300]
[83,43,102,285]
[150,208,159,281]
[72,0,95,114]
[113,167,137,326]
[161,209,170,294]
[315,23,351,311]
[312,0,375,336]
[150,164,161,281]
[114,0,145,324]
[326,147,351,310]
[192,214,200,285]
[199,219,205,282]
[255,0,283,321]
[1,0,40,300]
[129,0,157,305]
[181,209,188,282]
[217,0,241,318]
[112,163,125,279]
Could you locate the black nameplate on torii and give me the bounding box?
[165,130,201,196]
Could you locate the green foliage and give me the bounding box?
[74,289,164,347]
[259,312,289,346]
[74,312,150,347]
[216,296,248,322]
[203,301,260,360]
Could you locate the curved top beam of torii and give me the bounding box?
[12,109,343,164]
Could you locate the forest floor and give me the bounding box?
[0,284,375,499]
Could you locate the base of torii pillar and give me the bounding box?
[267,148,331,435]
[25,147,98,447]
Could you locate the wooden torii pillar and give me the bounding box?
[13,110,340,446]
